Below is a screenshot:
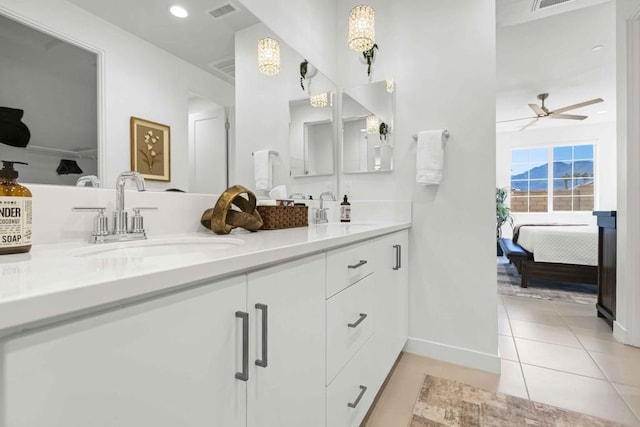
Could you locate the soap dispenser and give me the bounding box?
[340,195,351,223]
[0,160,32,254]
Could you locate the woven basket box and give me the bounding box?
[257,205,308,230]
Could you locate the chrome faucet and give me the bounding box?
[76,175,100,187]
[313,191,336,224]
[73,171,157,243]
[113,171,146,234]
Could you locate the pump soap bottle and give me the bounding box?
[340,195,351,223]
[0,161,32,255]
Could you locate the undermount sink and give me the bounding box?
[69,236,244,259]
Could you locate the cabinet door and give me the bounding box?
[247,254,326,427]
[1,277,247,427]
[373,231,409,372]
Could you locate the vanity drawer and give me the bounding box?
[326,241,375,298]
[326,274,374,385]
[326,337,376,427]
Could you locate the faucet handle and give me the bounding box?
[130,207,158,234]
[72,207,109,237]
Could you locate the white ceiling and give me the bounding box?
[496,0,616,133]
[67,0,260,83]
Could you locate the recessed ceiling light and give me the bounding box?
[592,45,604,52]
[169,5,188,18]
[597,110,608,114]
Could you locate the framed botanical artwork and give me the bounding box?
[130,116,171,181]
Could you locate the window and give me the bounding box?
[510,144,594,212]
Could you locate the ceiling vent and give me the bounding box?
[531,0,574,11]
[208,3,238,19]
[209,57,235,80]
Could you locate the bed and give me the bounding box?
[502,224,598,288]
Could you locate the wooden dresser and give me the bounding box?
[593,211,617,327]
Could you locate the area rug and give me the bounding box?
[497,257,597,305]
[410,374,623,426]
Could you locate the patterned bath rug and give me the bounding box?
[410,374,624,426]
[497,257,597,305]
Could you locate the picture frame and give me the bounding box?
[130,116,171,181]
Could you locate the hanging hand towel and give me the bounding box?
[416,130,446,185]
[253,149,272,191]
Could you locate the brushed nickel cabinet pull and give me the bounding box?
[235,311,249,381]
[348,313,368,328]
[255,303,268,368]
[348,260,368,269]
[347,385,368,408]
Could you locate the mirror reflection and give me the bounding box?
[0,14,98,186]
[342,80,395,173]
[289,95,334,177]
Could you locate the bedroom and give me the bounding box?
[495,0,615,295]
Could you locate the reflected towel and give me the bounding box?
[254,149,272,190]
[416,130,445,185]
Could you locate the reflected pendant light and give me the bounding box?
[310,93,329,108]
[366,114,379,134]
[348,5,375,52]
[257,37,280,75]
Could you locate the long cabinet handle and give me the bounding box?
[393,245,400,270]
[347,385,368,408]
[235,311,249,381]
[348,260,368,269]
[255,303,268,368]
[348,313,368,328]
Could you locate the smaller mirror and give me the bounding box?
[289,95,334,177]
[341,80,394,173]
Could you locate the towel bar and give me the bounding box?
[411,130,450,144]
[251,150,279,156]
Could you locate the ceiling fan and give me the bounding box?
[497,93,604,131]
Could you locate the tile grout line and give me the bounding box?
[504,302,531,400]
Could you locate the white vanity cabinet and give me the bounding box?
[246,254,326,427]
[1,276,248,427]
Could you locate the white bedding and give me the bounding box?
[516,225,598,266]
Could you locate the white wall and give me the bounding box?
[0,0,234,191]
[237,0,338,84]
[333,0,498,371]
[615,0,640,346]
[234,23,337,199]
[496,121,616,236]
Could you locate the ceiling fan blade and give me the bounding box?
[551,98,604,114]
[528,104,547,116]
[549,113,588,120]
[518,118,539,132]
[496,116,537,123]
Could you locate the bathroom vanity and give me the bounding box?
[0,221,409,427]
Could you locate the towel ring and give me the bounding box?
[411,130,450,145]
[251,150,279,156]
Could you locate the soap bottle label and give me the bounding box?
[340,205,351,222]
[0,197,32,248]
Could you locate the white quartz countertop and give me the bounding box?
[0,222,410,332]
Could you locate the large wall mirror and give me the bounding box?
[0,13,98,186]
[289,94,334,177]
[342,80,395,174]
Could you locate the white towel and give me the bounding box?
[254,150,272,190]
[416,130,445,185]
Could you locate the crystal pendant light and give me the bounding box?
[348,5,375,52]
[257,37,280,76]
[310,93,329,108]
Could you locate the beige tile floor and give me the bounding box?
[364,295,640,426]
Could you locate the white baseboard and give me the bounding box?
[404,337,501,374]
[614,321,628,344]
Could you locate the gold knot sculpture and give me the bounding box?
[201,185,264,235]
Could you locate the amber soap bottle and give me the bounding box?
[0,160,32,255]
